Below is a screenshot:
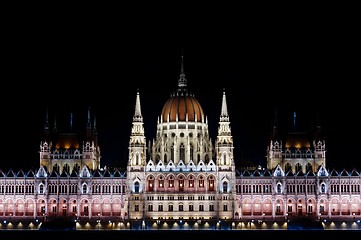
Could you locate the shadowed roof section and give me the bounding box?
[285,132,310,148]
[55,133,80,149]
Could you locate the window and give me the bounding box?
[321,184,326,193]
[180,143,185,161]
[223,181,228,193]
[168,205,173,212]
[135,205,139,212]
[189,177,194,188]
[169,177,174,188]
[199,176,204,188]
[158,205,163,212]
[209,205,214,211]
[134,181,140,193]
[148,205,153,212]
[223,204,228,211]
[199,205,204,211]
[287,205,292,213]
[189,205,194,211]
[179,179,184,192]
[148,178,154,191]
[179,204,183,211]
[84,206,89,216]
[307,205,313,213]
[159,178,164,188]
[208,177,215,191]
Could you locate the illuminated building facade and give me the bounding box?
[0,57,360,230]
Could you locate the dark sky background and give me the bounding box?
[1,11,360,172]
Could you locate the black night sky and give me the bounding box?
[1,10,360,172]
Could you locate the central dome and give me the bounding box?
[161,53,204,123]
[161,93,204,122]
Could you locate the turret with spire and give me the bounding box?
[127,89,147,220]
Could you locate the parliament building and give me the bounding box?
[0,57,360,230]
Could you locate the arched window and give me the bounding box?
[190,144,194,162]
[134,181,140,193]
[53,163,60,173]
[171,145,175,161]
[285,163,292,173]
[205,154,209,164]
[295,163,302,173]
[277,183,282,194]
[63,163,70,173]
[179,177,184,192]
[148,177,154,191]
[223,153,227,165]
[179,143,185,161]
[136,153,139,165]
[306,163,313,173]
[223,181,228,193]
[320,183,326,193]
[208,176,215,191]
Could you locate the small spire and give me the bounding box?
[220,89,229,121]
[272,108,279,140]
[44,106,49,130]
[93,112,97,131]
[70,111,73,132]
[53,113,57,132]
[133,89,143,122]
[293,111,297,130]
[315,111,322,140]
[87,105,91,129]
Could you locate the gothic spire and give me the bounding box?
[272,108,279,140]
[87,105,91,129]
[315,111,322,141]
[70,111,73,132]
[218,90,232,136]
[44,106,49,130]
[220,89,229,122]
[133,89,143,122]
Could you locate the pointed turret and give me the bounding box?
[267,108,283,171]
[272,108,279,141]
[129,89,146,166]
[133,89,143,123]
[216,90,234,166]
[217,90,232,136]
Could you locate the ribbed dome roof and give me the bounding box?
[161,93,204,122]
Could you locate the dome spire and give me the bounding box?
[177,49,187,93]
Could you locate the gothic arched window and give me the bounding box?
[179,143,185,161]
